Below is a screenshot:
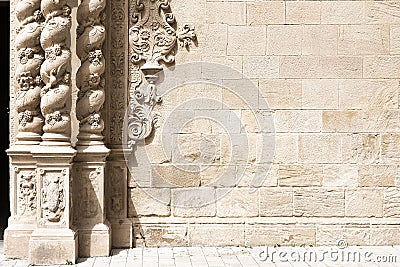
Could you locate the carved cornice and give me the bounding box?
[76,0,107,146]
[14,0,45,143]
[40,0,72,143]
[127,0,196,147]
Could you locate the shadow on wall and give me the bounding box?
[0,1,10,240]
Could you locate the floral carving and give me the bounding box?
[15,0,45,141]
[40,0,72,141]
[76,0,107,145]
[17,170,37,217]
[127,0,196,147]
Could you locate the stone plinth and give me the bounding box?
[29,145,77,265]
[5,145,38,259]
[74,145,111,257]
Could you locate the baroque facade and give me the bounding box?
[6,0,400,265]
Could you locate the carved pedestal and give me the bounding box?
[5,145,38,259]
[74,145,111,257]
[106,148,132,248]
[28,146,77,265]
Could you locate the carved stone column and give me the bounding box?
[74,0,111,257]
[5,0,44,258]
[27,0,78,264]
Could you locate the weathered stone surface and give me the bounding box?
[286,2,321,25]
[358,165,397,187]
[151,165,202,188]
[370,227,400,246]
[237,163,277,188]
[246,224,316,246]
[316,225,370,246]
[322,165,358,187]
[302,79,339,109]
[275,110,322,133]
[128,188,171,217]
[384,187,400,217]
[339,80,398,109]
[364,56,400,78]
[139,224,188,247]
[189,224,244,246]
[294,188,345,217]
[243,56,279,78]
[172,188,216,217]
[323,110,400,133]
[345,189,384,217]
[206,2,245,25]
[227,26,266,56]
[260,188,293,217]
[298,134,341,164]
[258,79,302,110]
[268,25,302,55]
[382,134,400,163]
[274,134,298,164]
[302,25,338,55]
[338,25,389,55]
[341,134,380,164]
[216,188,258,217]
[278,165,323,187]
[280,56,362,78]
[321,1,366,24]
[247,1,285,26]
[365,1,400,24]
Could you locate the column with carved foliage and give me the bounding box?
[28,0,78,264]
[5,0,44,259]
[73,0,111,257]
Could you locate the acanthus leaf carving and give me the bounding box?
[17,170,37,217]
[127,0,196,148]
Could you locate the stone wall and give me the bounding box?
[127,0,400,247]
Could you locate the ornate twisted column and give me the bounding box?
[28,0,78,264]
[39,0,72,144]
[74,0,111,257]
[5,0,44,259]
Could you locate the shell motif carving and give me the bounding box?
[76,0,106,143]
[39,0,72,138]
[127,0,196,147]
[15,0,45,141]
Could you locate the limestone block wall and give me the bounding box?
[127,0,400,247]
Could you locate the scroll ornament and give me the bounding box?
[127,0,196,148]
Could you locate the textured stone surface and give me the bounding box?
[216,189,258,217]
[172,188,216,217]
[294,188,345,217]
[345,189,384,217]
[278,165,323,187]
[259,188,293,217]
[129,188,171,217]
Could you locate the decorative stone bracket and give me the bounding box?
[127,0,196,148]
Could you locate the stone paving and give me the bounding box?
[2,242,400,267]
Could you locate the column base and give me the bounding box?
[78,222,111,257]
[4,224,35,259]
[29,228,77,265]
[110,219,133,248]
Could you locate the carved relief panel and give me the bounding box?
[38,169,67,226]
[74,166,103,222]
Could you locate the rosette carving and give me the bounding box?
[39,0,72,143]
[127,0,196,147]
[76,0,106,145]
[15,0,45,142]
